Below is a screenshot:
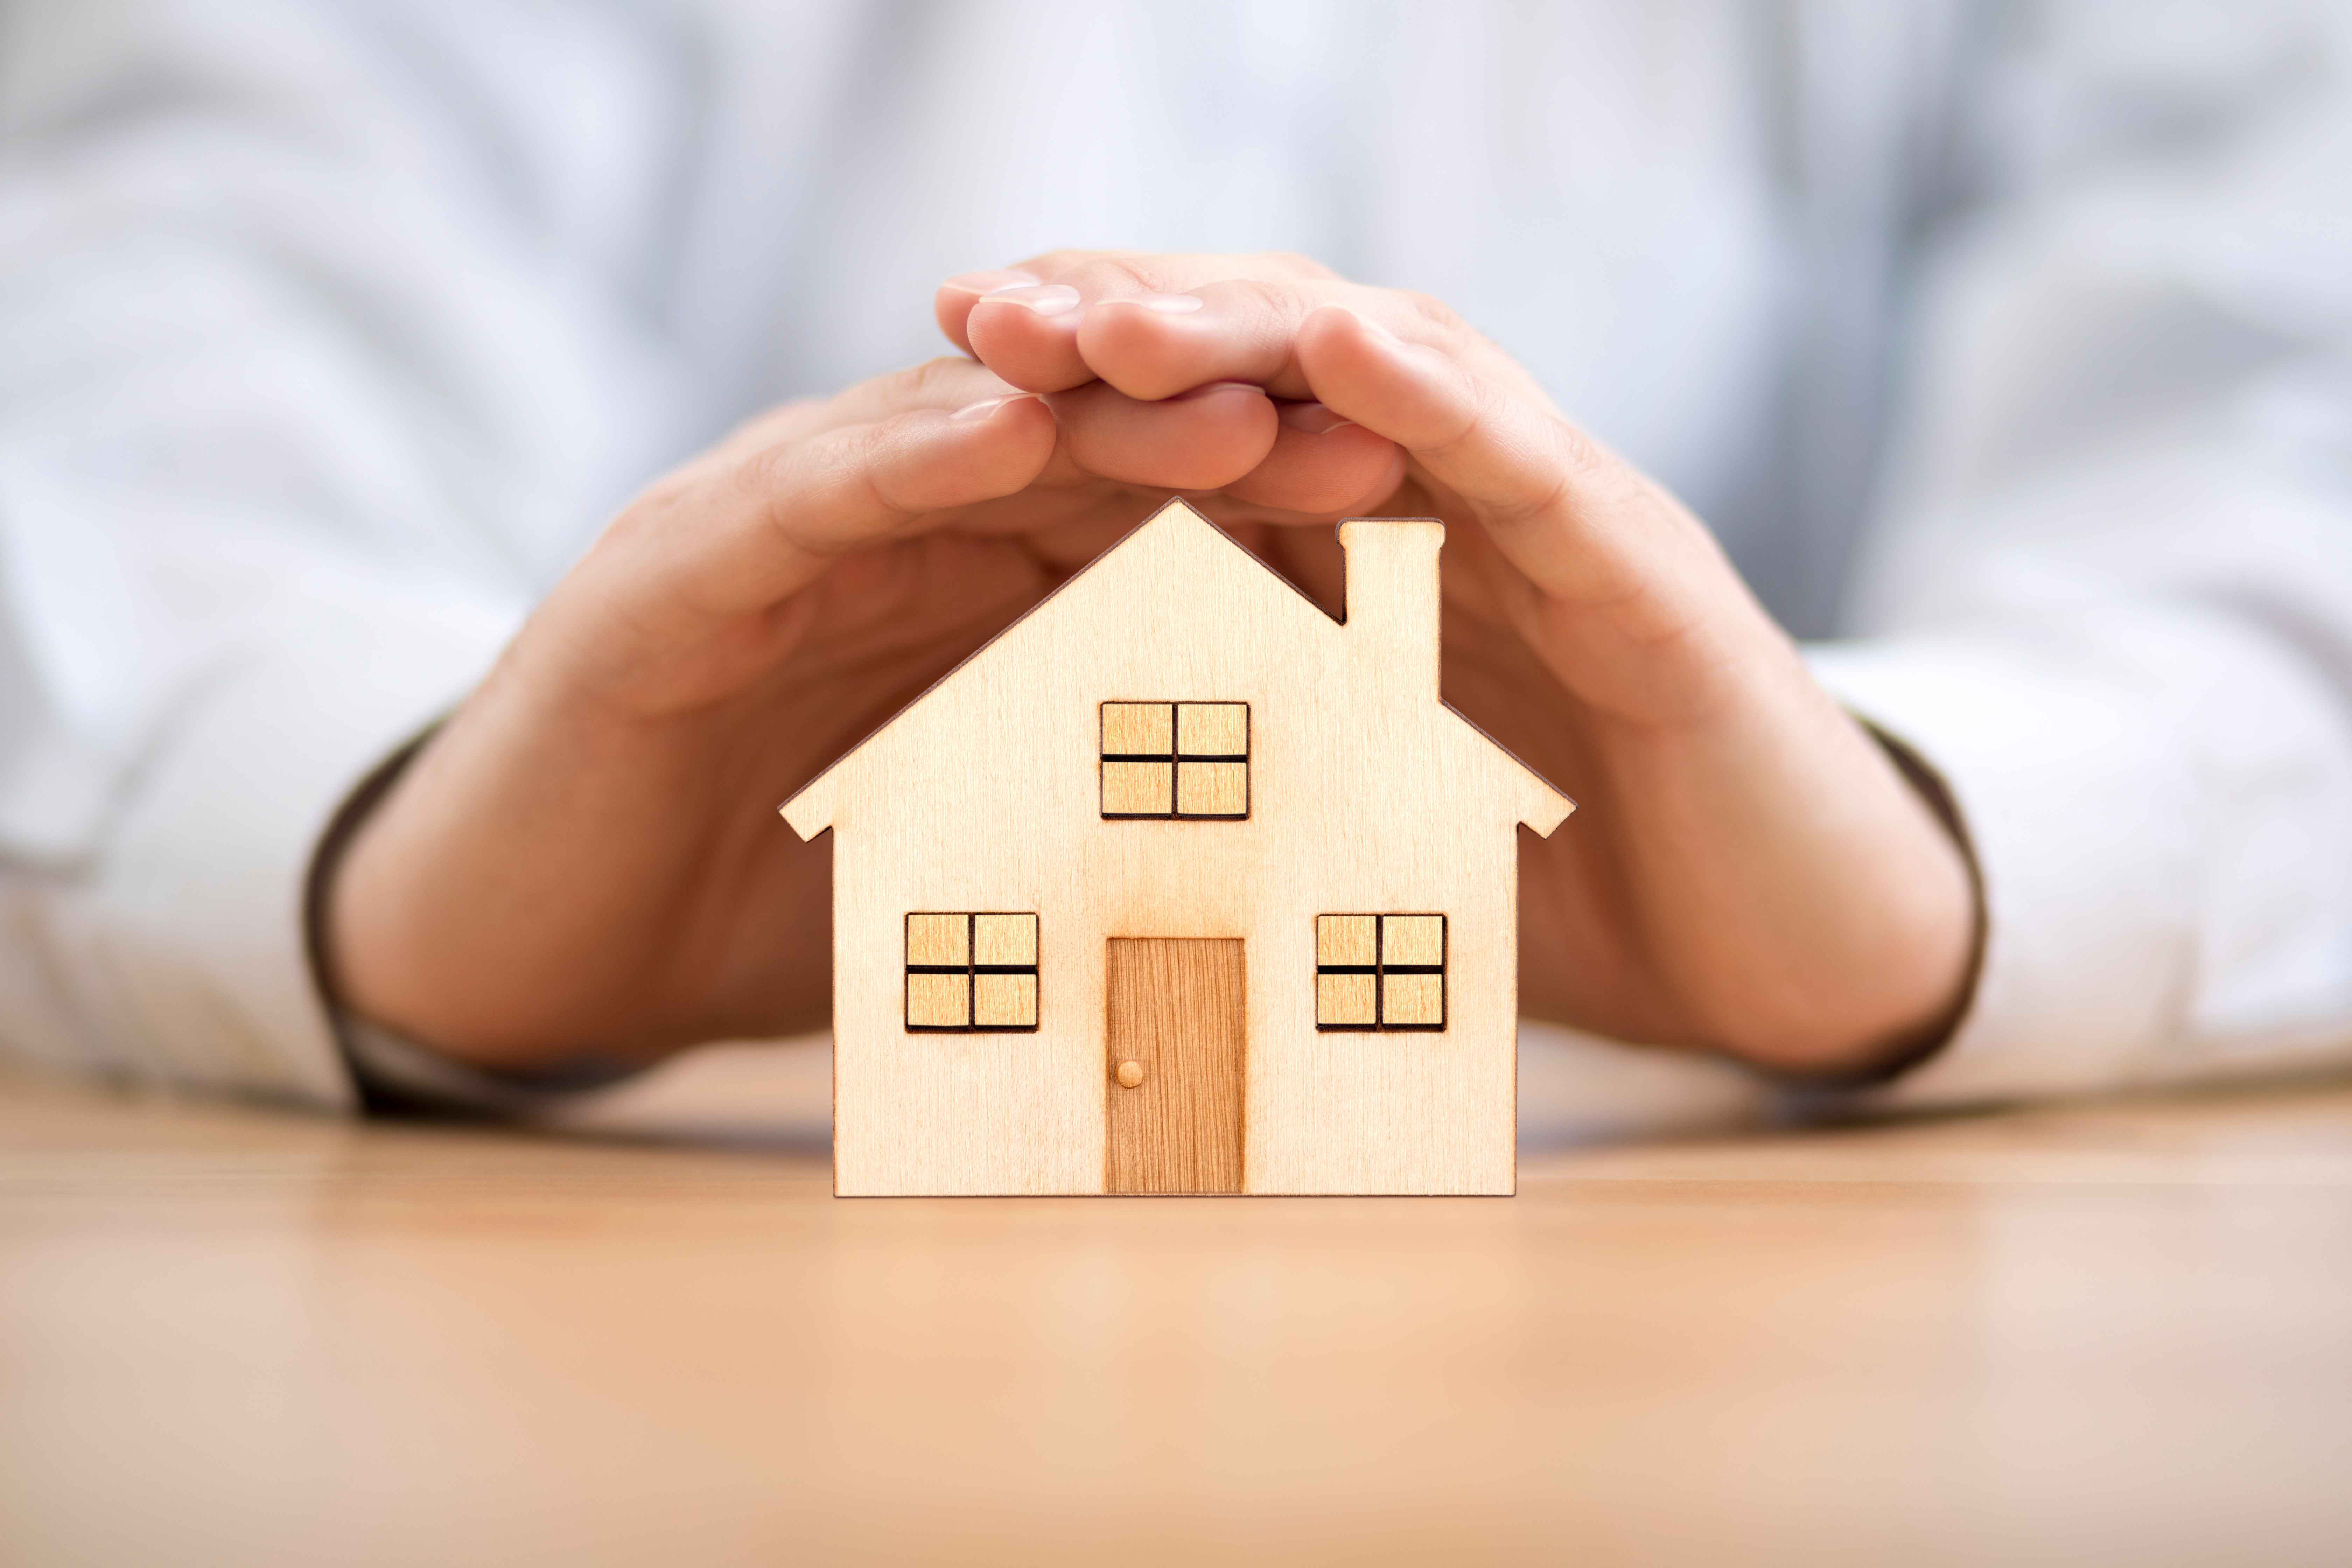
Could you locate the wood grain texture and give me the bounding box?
[1316,972,1377,1028]
[1317,914,1377,966]
[10,1070,2352,1564]
[1175,759,1247,817]
[1100,760,1172,817]
[1382,915,1445,966]
[1177,702,1248,755]
[1382,973,1445,1028]
[905,913,967,967]
[974,974,1037,1029]
[1105,938,1247,1195]
[784,501,1574,1195]
[1101,701,1172,755]
[973,913,1037,966]
[905,972,969,1029]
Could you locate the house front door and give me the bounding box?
[1105,938,1245,1194]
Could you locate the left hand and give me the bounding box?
[937,251,1979,1074]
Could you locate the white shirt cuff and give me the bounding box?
[1806,632,2199,1107]
[86,592,516,1108]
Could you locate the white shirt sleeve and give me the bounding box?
[1812,4,2352,1106]
[0,0,690,1104]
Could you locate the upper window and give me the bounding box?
[906,912,1039,1032]
[1100,702,1249,820]
[1316,914,1447,1031]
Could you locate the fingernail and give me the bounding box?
[1098,292,1204,315]
[950,393,1037,421]
[941,269,1041,295]
[1174,380,1265,401]
[1278,400,1354,435]
[973,283,1083,317]
[1344,308,1405,345]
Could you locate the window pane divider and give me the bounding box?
[905,911,1039,1033]
[1100,701,1250,820]
[1316,913,1446,1032]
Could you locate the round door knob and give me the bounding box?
[1115,1059,1145,1088]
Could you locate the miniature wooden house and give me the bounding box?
[781,499,1573,1196]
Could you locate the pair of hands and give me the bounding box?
[326,251,1976,1077]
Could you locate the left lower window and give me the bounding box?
[906,912,1040,1031]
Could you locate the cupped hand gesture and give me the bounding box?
[326,284,1398,1063]
[329,250,1976,1077]
[939,251,1976,1072]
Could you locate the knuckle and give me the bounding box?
[729,421,909,555]
[1421,375,1598,531]
[1020,247,1098,278]
[743,394,821,430]
[1407,361,1495,457]
[729,434,806,515]
[824,428,923,546]
[884,356,982,411]
[1550,417,1609,481]
[1486,466,1577,532]
[1260,249,1339,280]
[1225,275,1293,319]
[1507,419,1642,528]
[846,415,913,488]
[1400,291,1471,346]
[1553,419,1643,507]
[1089,255,1176,295]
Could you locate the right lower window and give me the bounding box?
[1315,913,1446,1031]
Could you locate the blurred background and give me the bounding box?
[2,0,2351,1128]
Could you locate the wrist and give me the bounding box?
[1591,662,1980,1074]
[317,666,688,1069]
[322,621,840,1071]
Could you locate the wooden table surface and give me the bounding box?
[4,1064,2350,1568]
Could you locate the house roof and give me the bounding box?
[780,498,1574,841]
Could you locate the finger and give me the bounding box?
[1044,380,1278,490]
[639,392,1059,616]
[933,250,1184,352]
[1219,403,1408,517]
[952,251,1342,394]
[934,269,1043,355]
[1038,382,1399,515]
[1293,305,1701,610]
[961,283,1096,393]
[653,358,1023,498]
[1077,276,1319,401]
[1076,278,1469,404]
[790,355,1026,438]
[1005,247,1334,294]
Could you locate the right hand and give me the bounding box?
[322,295,1405,1068]
[946,250,1978,1076]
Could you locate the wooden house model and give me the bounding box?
[782,499,1573,1196]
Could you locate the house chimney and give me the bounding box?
[1338,519,1444,697]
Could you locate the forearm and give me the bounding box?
[1576,655,1977,1071]
[326,641,837,1068]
